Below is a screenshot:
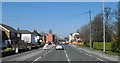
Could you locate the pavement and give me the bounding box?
[70,44,119,61]
[2,44,120,63]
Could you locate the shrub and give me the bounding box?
[84,42,90,47]
[4,48,13,52]
[111,39,120,53]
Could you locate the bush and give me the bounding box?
[84,42,90,47]
[93,42,112,51]
[4,48,13,52]
[111,39,120,53]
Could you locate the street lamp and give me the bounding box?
[103,2,106,53]
[89,11,92,49]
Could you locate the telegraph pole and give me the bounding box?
[89,11,92,49]
[103,2,106,53]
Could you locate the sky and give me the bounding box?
[2,2,118,37]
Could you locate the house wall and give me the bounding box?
[31,34,39,44]
[42,36,46,42]
[0,25,10,39]
[21,34,31,43]
[1,27,10,48]
[69,34,74,42]
[46,33,53,42]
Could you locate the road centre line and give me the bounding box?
[89,54,92,57]
[79,51,83,53]
[97,58,104,61]
[84,53,89,56]
[33,47,54,62]
[33,56,42,62]
[66,54,68,58]
[64,50,71,63]
[64,50,68,57]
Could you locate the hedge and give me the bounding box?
[93,42,113,51]
[84,42,90,47]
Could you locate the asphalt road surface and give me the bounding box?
[2,44,119,63]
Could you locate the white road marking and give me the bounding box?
[64,50,71,63]
[83,52,93,58]
[48,50,51,53]
[33,47,54,62]
[34,56,42,61]
[84,53,89,56]
[97,58,104,61]
[67,59,70,62]
[48,47,54,53]
[64,50,68,57]
[79,51,82,53]
[45,52,47,55]
[89,55,93,57]
[66,54,68,58]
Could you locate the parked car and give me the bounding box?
[55,45,64,50]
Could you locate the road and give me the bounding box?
[2,44,119,63]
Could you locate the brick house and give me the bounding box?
[42,33,53,43]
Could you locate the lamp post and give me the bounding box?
[89,11,92,49]
[103,2,106,53]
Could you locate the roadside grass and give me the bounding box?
[78,44,120,56]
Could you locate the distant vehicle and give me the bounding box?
[43,44,48,50]
[52,44,56,47]
[62,42,66,44]
[55,45,64,50]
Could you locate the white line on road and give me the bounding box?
[66,54,68,58]
[89,55,92,57]
[84,53,89,56]
[67,59,70,63]
[84,53,93,58]
[79,50,84,53]
[97,58,104,61]
[33,56,42,61]
[45,52,47,55]
[33,47,54,62]
[64,50,68,58]
[64,50,71,63]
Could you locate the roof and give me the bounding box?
[18,30,31,34]
[0,24,17,33]
[32,30,42,36]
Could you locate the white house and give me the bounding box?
[32,30,42,45]
[69,33,80,43]
[18,30,32,43]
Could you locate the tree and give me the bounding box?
[78,8,113,42]
[112,10,118,37]
[91,13,103,42]
[79,24,90,42]
[104,7,113,42]
[111,1,120,53]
